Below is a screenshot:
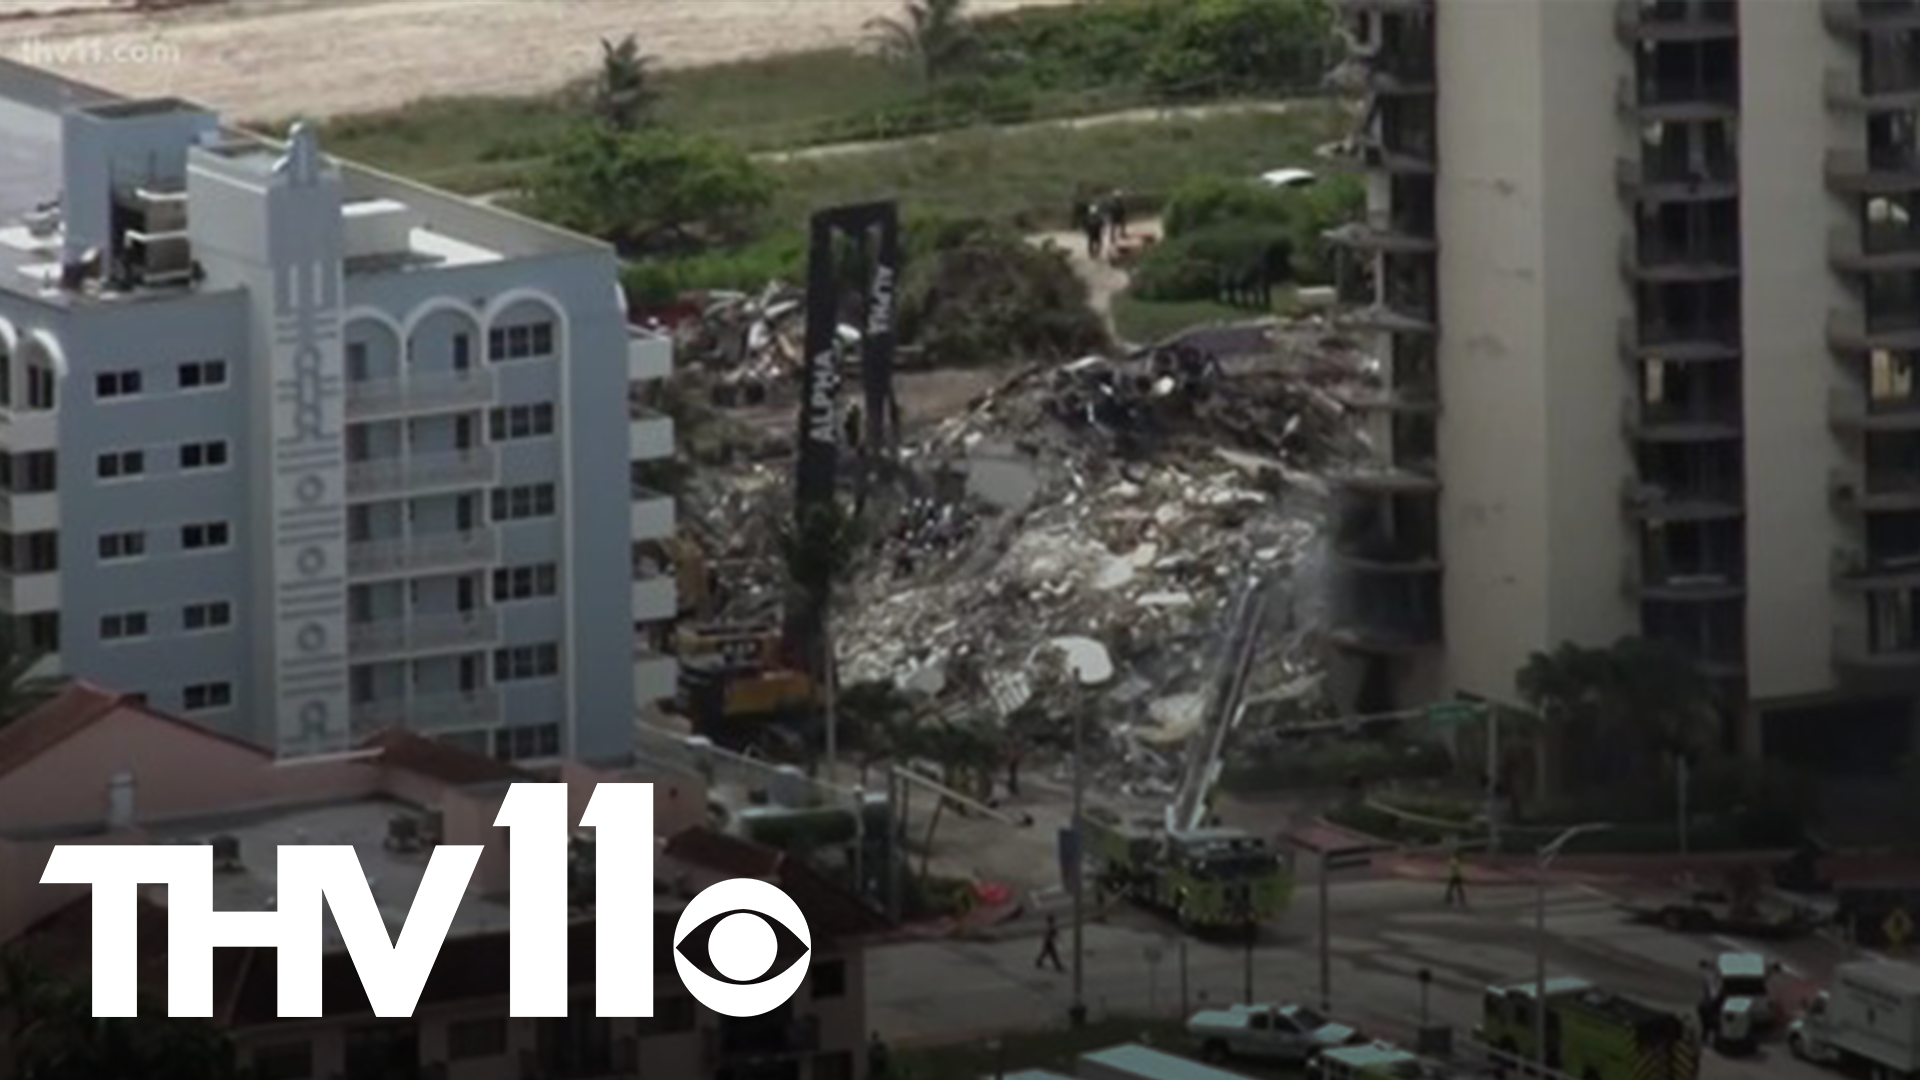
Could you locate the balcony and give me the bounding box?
[628,328,673,382]
[1621,477,1743,521]
[0,490,58,534]
[1826,148,1920,195]
[0,569,59,614]
[1831,464,1920,511]
[1327,134,1436,176]
[629,410,674,461]
[348,530,498,579]
[1826,67,1920,112]
[631,483,675,540]
[1833,546,1920,589]
[1830,224,1920,273]
[1615,156,1738,204]
[1621,396,1742,442]
[1830,386,1920,433]
[1617,316,1742,364]
[348,608,501,659]
[346,447,499,501]
[1328,462,1441,495]
[1618,235,1740,283]
[1330,533,1442,575]
[1330,382,1439,412]
[1324,211,1438,255]
[1336,301,1436,336]
[351,688,504,733]
[0,408,56,452]
[344,368,496,421]
[633,574,677,622]
[1616,76,1739,122]
[1335,0,1434,13]
[1621,557,1744,601]
[1332,55,1436,97]
[1824,0,1920,36]
[1615,0,1738,42]
[1828,310,1920,353]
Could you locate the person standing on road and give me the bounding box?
[1035,913,1066,972]
[1083,203,1105,260]
[1443,850,1468,908]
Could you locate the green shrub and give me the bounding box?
[1163,175,1298,238]
[530,125,775,254]
[899,222,1111,366]
[1131,221,1293,302]
[1222,738,1454,792]
[1145,0,1337,97]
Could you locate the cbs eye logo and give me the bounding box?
[673,878,812,1016]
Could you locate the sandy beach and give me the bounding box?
[0,0,1079,119]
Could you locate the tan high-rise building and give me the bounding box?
[1326,0,1920,768]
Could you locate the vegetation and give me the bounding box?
[528,126,774,255]
[588,35,659,131]
[891,1017,1295,1080]
[866,0,983,86]
[901,220,1112,367]
[307,0,1341,187]
[1133,172,1365,305]
[2,954,235,1080]
[0,626,58,728]
[1221,737,1453,794]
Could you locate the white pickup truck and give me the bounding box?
[1188,1002,1367,1065]
[1790,960,1920,1080]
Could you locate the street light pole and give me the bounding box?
[1318,850,1332,1012]
[1535,824,1610,1073]
[1242,890,1255,1003]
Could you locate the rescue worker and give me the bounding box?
[1035,913,1065,972]
[1443,849,1468,908]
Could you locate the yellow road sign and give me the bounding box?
[1886,907,1913,947]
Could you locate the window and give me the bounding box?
[490,483,557,521]
[250,1041,313,1080]
[488,402,556,441]
[488,320,556,362]
[492,563,559,602]
[182,681,232,712]
[19,612,58,653]
[177,359,228,390]
[453,332,472,371]
[180,520,232,551]
[97,530,146,562]
[346,342,369,380]
[447,1017,507,1060]
[178,440,229,471]
[811,958,847,999]
[183,600,233,632]
[94,369,142,400]
[99,611,149,641]
[492,643,560,683]
[25,362,54,409]
[96,449,145,480]
[492,722,562,762]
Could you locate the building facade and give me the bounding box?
[1328,0,1920,769]
[0,61,676,762]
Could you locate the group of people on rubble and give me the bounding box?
[1079,189,1131,260]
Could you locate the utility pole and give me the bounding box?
[1485,707,1501,855]
[1318,850,1332,1012]
[1070,685,1088,1028]
[1676,752,1690,857]
[1242,889,1255,1003]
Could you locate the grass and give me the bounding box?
[768,105,1349,233]
[893,1018,1298,1080]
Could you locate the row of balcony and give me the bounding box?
[351,687,504,733]
[348,530,498,580]
[1621,395,1741,443]
[1618,234,1739,283]
[348,607,502,659]
[1616,76,1739,122]
[346,447,498,501]
[345,368,496,421]
[1615,0,1737,43]
[1823,0,1920,37]
[1617,316,1742,364]
[1616,155,1739,205]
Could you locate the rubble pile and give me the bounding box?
[833,320,1379,778]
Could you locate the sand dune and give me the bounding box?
[0,0,1080,119]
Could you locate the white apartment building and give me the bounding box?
[1328,0,1920,771]
[0,59,677,763]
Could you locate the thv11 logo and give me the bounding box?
[42,783,811,1019]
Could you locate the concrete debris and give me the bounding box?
[822,319,1381,788]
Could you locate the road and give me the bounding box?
[868,871,1867,1080]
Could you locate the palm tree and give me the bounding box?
[591,34,658,131]
[1516,636,1718,803]
[864,0,980,85]
[2,951,235,1080]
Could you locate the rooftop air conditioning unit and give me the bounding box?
[386,814,423,853]
[211,834,243,873]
